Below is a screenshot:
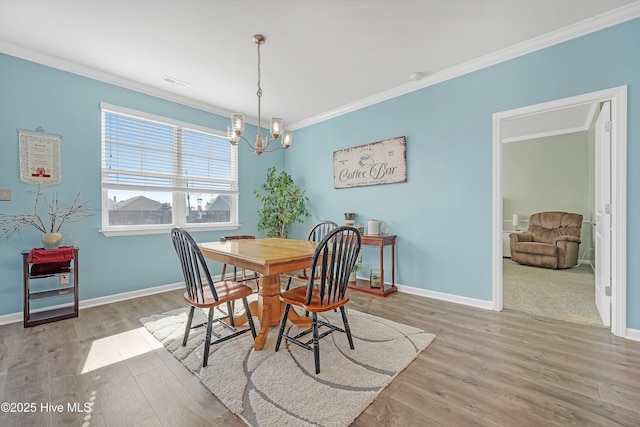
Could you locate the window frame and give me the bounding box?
[100,103,240,236]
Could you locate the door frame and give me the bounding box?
[492,86,627,337]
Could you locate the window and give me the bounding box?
[100,103,238,236]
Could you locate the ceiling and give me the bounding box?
[501,103,599,143]
[0,0,637,132]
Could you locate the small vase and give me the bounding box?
[42,232,62,249]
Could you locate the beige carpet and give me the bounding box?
[503,259,604,327]
[140,304,435,427]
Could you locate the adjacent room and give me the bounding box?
[1,1,640,426]
[501,105,603,327]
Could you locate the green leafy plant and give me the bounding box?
[353,258,363,273]
[349,258,363,282]
[254,167,309,238]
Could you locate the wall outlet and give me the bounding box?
[60,274,70,285]
[0,188,10,201]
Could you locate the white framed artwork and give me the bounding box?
[18,128,62,186]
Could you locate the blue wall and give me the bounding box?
[285,19,640,327]
[1,18,638,329]
[0,54,282,316]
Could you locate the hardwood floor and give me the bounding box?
[1,288,639,426]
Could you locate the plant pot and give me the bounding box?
[42,232,62,249]
[349,272,357,283]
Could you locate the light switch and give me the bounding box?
[0,188,10,201]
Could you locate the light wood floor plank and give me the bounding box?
[1,287,640,426]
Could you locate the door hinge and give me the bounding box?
[605,121,612,132]
[605,285,612,297]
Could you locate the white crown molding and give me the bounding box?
[2,2,639,131]
[0,40,236,120]
[289,2,640,130]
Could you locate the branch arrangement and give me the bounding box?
[0,189,94,242]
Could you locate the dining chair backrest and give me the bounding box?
[171,228,218,304]
[306,226,361,306]
[308,220,339,242]
[219,235,257,283]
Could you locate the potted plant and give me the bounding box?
[254,167,309,238]
[349,257,363,284]
[0,189,93,248]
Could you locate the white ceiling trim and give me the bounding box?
[0,39,237,122]
[1,2,639,132]
[289,2,640,130]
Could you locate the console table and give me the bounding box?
[348,234,397,297]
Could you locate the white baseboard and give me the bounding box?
[4,276,636,342]
[0,312,24,326]
[0,271,248,327]
[0,281,185,326]
[79,282,185,310]
[625,328,640,342]
[395,283,493,310]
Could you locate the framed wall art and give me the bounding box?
[18,128,62,186]
[333,136,406,189]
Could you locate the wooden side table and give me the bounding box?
[348,234,397,297]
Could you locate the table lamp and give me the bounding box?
[512,214,521,231]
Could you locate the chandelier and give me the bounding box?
[227,34,292,155]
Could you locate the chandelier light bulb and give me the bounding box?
[231,114,244,136]
[271,117,283,138]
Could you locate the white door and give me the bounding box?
[595,101,611,327]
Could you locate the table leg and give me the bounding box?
[391,242,395,287]
[253,274,283,350]
[252,273,313,350]
[379,245,385,289]
[234,298,310,329]
[259,274,283,326]
[230,300,258,327]
[254,304,270,351]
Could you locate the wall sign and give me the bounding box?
[18,128,62,186]
[333,136,406,189]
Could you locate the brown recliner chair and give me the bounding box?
[510,211,583,269]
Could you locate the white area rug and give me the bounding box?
[140,306,435,426]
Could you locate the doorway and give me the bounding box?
[492,86,628,336]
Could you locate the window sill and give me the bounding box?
[100,223,241,237]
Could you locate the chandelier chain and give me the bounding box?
[256,41,262,99]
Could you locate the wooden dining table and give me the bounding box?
[198,238,319,350]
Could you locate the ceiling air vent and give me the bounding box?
[162,75,189,88]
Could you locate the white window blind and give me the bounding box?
[100,103,238,235]
[101,104,237,194]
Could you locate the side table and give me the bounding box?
[22,246,79,327]
[348,234,397,297]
